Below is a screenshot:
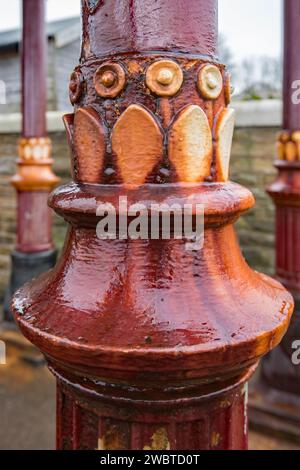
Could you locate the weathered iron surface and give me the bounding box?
[64,54,230,185]
[81,0,218,59]
[249,0,300,442]
[13,0,293,449]
[55,366,251,450]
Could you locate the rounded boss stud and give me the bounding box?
[94,62,126,98]
[146,60,183,96]
[197,64,223,100]
[69,70,83,104]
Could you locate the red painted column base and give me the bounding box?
[55,364,250,451]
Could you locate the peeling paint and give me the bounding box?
[97,426,126,450]
[211,431,220,448]
[143,427,171,450]
[220,399,231,408]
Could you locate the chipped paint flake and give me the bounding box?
[143,427,171,450]
[97,437,105,450]
[97,425,126,451]
[211,431,220,448]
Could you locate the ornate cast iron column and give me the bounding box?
[250,0,300,440]
[4,0,59,321]
[13,0,292,450]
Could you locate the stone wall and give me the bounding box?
[0,126,278,303]
[232,127,277,275]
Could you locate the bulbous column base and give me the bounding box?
[12,182,293,450]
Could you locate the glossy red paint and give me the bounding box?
[16,191,53,253]
[15,183,291,374]
[81,0,218,60]
[13,0,293,450]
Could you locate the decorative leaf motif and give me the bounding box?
[62,113,74,150]
[215,108,235,182]
[63,113,77,180]
[168,105,213,183]
[112,104,163,185]
[73,108,106,183]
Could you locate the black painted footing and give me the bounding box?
[3,249,57,322]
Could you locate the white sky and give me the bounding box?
[0,0,282,64]
[219,0,282,62]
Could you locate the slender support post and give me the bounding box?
[13,0,292,450]
[250,0,300,441]
[4,0,59,321]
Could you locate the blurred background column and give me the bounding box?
[250,0,300,442]
[3,0,59,322]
